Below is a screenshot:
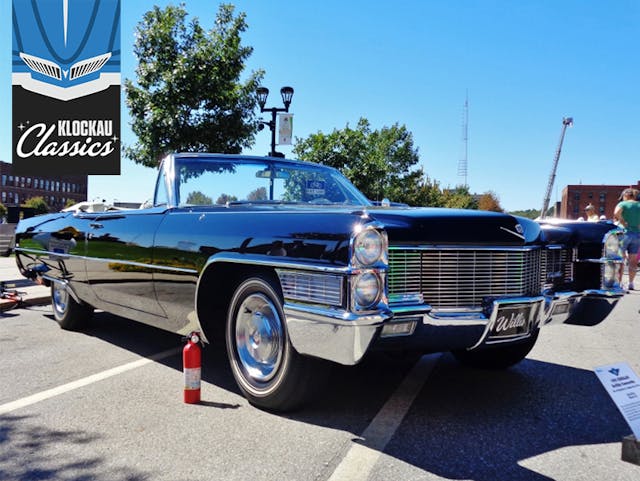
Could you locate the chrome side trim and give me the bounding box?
[41,274,81,304]
[201,252,352,275]
[15,247,198,275]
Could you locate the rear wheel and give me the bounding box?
[226,273,327,411]
[51,283,93,331]
[451,329,539,369]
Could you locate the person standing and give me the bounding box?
[614,188,640,290]
[585,204,599,222]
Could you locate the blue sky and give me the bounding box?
[1,0,638,212]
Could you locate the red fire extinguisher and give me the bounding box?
[183,332,202,404]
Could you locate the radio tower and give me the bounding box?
[458,92,469,187]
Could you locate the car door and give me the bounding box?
[85,208,167,321]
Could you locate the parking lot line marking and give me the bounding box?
[327,354,441,481]
[0,347,181,416]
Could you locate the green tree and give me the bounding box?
[216,193,238,205]
[509,208,540,219]
[477,191,503,212]
[247,187,267,201]
[415,175,445,207]
[125,3,264,167]
[186,191,212,205]
[22,196,49,214]
[0,203,7,220]
[293,118,424,205]
[441,185,477,209]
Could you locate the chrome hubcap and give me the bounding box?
[235,293,283,382]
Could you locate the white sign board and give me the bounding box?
[594,362,640,439]
[278,113,293,145]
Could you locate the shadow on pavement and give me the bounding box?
[33,310,631,480]
[0,414,150,481]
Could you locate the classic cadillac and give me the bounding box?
[14,153,624,411]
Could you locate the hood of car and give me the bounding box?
[366,207,541,245]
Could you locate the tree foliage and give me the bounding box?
[125,3,264,167]
[477,191,503,212]
[186,191,212,205]
[23,196,49,214]
[441,186,477,209]
[216,193,238,205]
[293,118,424,205]
[247,187,267,201]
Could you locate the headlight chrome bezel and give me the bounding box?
[351,225,388,268]
[351,271,384,311]
[349,223,388,312]
[603,231,623,259]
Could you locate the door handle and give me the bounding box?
[89,223,103,229]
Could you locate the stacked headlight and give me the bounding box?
[353,272,382,309]
[352,228,387,267]
[350,225,388,311]
[603,231,622,259]
[602,230,623,289]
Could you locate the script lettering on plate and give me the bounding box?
[495,310,527,333]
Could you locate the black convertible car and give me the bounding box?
[14,154,624,410]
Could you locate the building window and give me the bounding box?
[574,192,580,201]
[600,193,606,202]
[1,175,5,186]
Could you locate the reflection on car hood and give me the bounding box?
[367,207,541,245]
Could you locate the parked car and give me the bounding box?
[14,154,624,411]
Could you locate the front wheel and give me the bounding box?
[226,274,327,411]
[51,282,93,331]
[451,329,539,369]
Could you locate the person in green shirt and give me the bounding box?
[614,188,640,290]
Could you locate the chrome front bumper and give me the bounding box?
[284,288,624,365]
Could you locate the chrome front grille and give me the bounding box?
[541,247,573,286]
[388,247,542,309]
[278,270,343,307]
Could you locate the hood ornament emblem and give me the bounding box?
[500,224,525,240]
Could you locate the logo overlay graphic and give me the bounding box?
[12,0,121,175]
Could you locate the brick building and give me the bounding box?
[560,181,640,220]
[0,160,87,214]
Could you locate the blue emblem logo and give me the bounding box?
[12,0,120,101]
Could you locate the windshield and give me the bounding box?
[174,157,371,207]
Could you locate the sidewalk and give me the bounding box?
[0,255,51,311]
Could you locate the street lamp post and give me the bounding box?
[256,86,294,157]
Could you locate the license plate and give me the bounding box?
[488,303,533,340]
